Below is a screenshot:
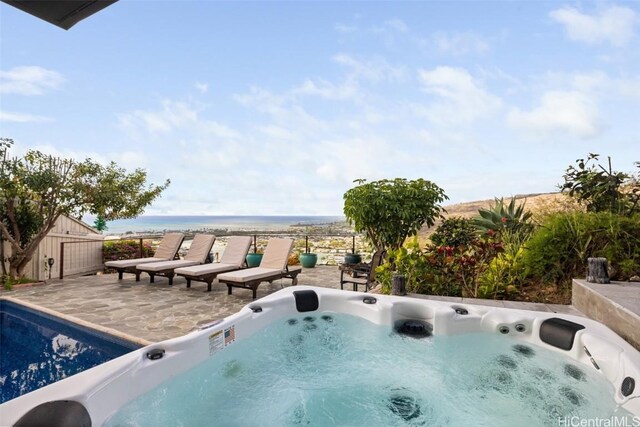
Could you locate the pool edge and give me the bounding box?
[0,296,152,347]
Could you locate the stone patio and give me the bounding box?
[1,266,583,344]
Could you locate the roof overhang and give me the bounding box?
[2,0,118,30]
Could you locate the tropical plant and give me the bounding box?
[94,216,108,232]
[473,197,534,237]
[0,138,170,279]
[430,217,477,247]
[477,229,527,299]
[560,154,639,215]
[343,178,448,251]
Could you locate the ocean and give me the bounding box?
[104,215,346,235]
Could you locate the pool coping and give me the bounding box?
[0,296,152,347]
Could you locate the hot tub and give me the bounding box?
[1,286,639,426]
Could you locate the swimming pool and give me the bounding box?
[0,299,141,404]
[1,287,639,426]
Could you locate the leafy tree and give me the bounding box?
[343,178,448,251]
[560,153,639,215]
[0,138,170,279]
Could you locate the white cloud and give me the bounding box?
[335,22,358,34]
[417,66,502,124]
[0,66,65,95]
[118,100,199,133]
[432,32,489,55]
[550,6,638,47]
[333,54,407,84]
[194,82,209,94]
[0,110,53,123]
[507,90,601,138]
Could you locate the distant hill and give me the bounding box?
[418,192,567,240]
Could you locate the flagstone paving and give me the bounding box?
[1,266,582,343]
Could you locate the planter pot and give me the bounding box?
[299,253,318,268]
[246,253,263,268]
[344,253,362,265]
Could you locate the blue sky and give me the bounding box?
[1,1,639,215]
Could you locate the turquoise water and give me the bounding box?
[102,215,345,235]
[106,314,629,426]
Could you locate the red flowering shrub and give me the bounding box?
[103,240,155,273]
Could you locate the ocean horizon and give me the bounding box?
[103,215,346,235]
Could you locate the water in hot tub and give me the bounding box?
[106,313,631,426]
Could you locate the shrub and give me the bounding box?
[376,237,503,298]
[523,212,640,286]
[288,253,300,266]
[103,240,154,272]
[430,217,477,247]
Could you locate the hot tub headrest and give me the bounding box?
[293,290,319,312]
[14,400,91,427]
[540,317,585,351]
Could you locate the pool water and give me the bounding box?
[106,313,630,426]
[0,300,140,403]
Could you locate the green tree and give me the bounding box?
[0,138,170,279]
[93,216,108,232]
[343,178,448,251]
[560,153,639,215]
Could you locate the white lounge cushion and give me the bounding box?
[105,257,162,268]
[219,236,253,266]
[137,260,200,272]
[260,238,294,270]
[175,263,239,277]
[153,233,185,259]
[218,267,282,283]
[184,234,216,263]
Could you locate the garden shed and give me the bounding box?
[1,215,103,281]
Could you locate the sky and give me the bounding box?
[1,1,639,216]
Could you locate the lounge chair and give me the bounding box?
[217,237,301,299]
[105,233,185,280]
[174,236,253,291]
[136,234,216,285]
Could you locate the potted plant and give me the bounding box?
[246,249,263,268]
[299,251,317,268]
[344,253,362,265]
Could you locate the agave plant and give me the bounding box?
[473,197,534,237]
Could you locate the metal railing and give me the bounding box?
[58,232,368,279]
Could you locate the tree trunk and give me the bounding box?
[392,274,407,296]
[587,257,610,284]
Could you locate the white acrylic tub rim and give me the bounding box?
[1,286,639,426]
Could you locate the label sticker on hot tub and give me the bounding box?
[224,326,236,345]
[209,330,224,356]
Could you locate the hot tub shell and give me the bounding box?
[1,286,639,425]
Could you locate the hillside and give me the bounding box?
[418,192,569,239]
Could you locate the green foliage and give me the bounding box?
[430,217,477,247]
[0,138,170,279]
[476,230,527,299]
[103,240,154,271]
[523,212,640,286]
[560,154,639,215]
[343,178,448,251]
[1,275,34,290]
[377,237,503,298]
[473,197,534,237]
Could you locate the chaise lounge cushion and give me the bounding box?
[217,267,282,283]
[105,257,158,268]
[174,263,238,276]
[104,232,185,269]
[137,259,201,272]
